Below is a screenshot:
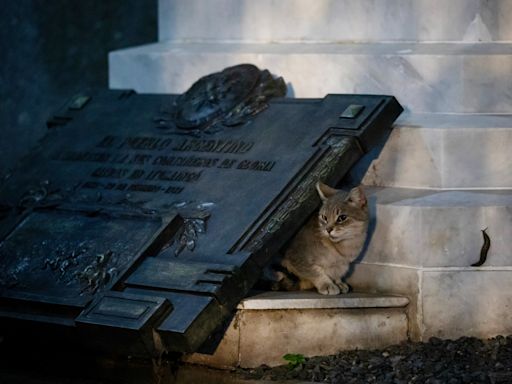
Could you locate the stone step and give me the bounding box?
[348,261,512,341]
[182,291,409,368]
[109,42,512,113]
[345,186,512,342]
[361,187,512,269]
[350,113,512,189]
[158,0,512,43]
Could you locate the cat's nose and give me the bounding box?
[326,226,333,233]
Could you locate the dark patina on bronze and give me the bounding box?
[155,64,287,135]
[0,66,402,356]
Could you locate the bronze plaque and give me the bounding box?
[0,66,402,354]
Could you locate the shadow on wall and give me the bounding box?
[0,0,157,175]
[342,126,393,281]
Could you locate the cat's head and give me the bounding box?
[315,182,368,242]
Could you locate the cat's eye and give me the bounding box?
[337,214,347,223]
[320,214,327,222]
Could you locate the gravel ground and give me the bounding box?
[238,336,512,384]
[1,336,512,383]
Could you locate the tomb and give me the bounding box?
[0,65,402,355]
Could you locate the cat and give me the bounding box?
[274,182,369,295]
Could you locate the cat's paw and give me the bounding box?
[335,281,351,294]
[317,282,340,295]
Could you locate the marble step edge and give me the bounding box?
[347,262,512,341]
[395,112,512,129]
[367,186,512,208]
[237,291,409,310]
[109,41,512,113]
[357,187,512,269]
[352,114,512,189]
[355,261,512,272]
[111,41,512,55]
[184,291,409,368]
[159,0,512,43]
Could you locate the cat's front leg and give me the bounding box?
[317,281,341,295]
[309,267,340,295]
[335,280,351,294]
[328,264,351,294]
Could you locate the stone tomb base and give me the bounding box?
[349,263,512,342]
[182,291,409,368]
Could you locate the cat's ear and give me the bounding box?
[346,186,367,208]
[316,181,338,201]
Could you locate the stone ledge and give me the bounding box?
[353,114,512,189]
[183,304,409,368]
[238,291,409,310]
[396,112,512,129]
[109,41,512,113]
[359,187,512,268]
[111,41,512,56]
[349,263,512,341]
[183,292,409,368]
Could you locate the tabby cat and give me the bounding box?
[275,182,369,295]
